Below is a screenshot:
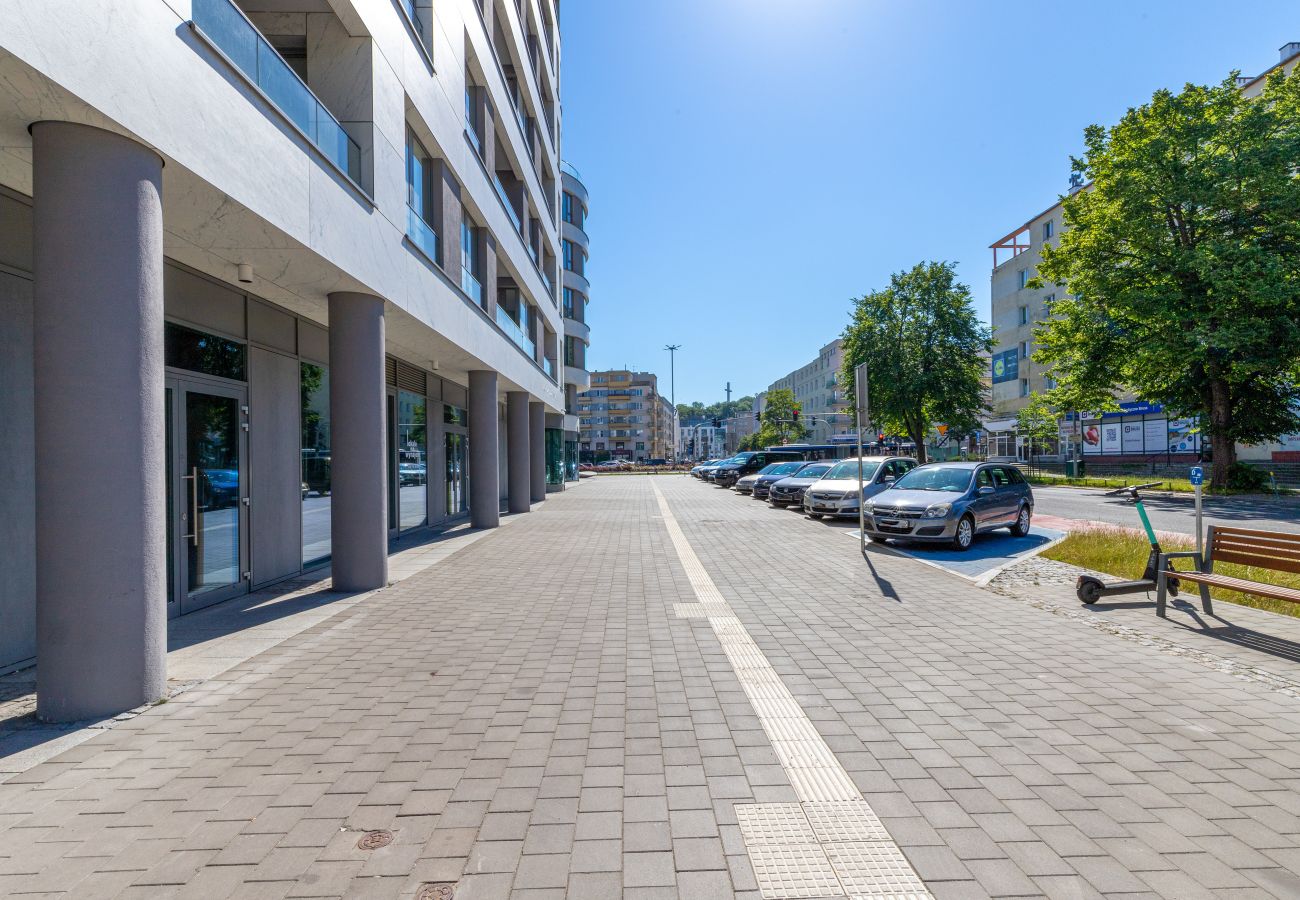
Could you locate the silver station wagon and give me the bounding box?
[863,461,1034,550]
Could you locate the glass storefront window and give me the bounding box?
[546,428,564,485]
[301,363,331,565]
[446,432,468,515]
[444,404,468,426]
[397,390,427,529]
[165,322,246,380]
[565,440,578,481]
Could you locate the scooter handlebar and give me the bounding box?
[1103,481,1165,500]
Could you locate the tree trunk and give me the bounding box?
[910,422,928,464]
[1208,378,1235,490]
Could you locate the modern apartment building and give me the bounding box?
[559,160,590,478]
[578,370,677,461]
[986,42,1300,464]
[679,423,726,461]
[762,339,852,445]
[0,0,568,718]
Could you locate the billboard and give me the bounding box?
[1082,421,1102,454]
[1168,419,1201,453]
[990,350,1019,385]
[1121,421,1144,453]
[1100,422,1122,453]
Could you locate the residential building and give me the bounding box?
[578,370,675,461]
[560,160,590,481]
[0,0,566,716]
[763,340,852,445]
[680,423,727,460]
[986,42,1300,465]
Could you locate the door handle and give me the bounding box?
[182,466,199,545]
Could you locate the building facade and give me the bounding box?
[763,339,852,446]
[0,0,567,717]
[986,42,1300,465]
[578,370,676,461]
[560,160,591,480]
[679,423,727,460]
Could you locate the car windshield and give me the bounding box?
[767,462,804,476]
[795,463,832,479]
[893,467,973,492]
[825,460,881,481]
[756,463,782,475]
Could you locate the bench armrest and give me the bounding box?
[1159,550,1204,573]
[1162,551,1202,559]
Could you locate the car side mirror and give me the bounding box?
[978,486,995,495]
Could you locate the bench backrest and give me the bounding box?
[1207,526,1300,575]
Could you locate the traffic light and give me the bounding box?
[754,411,761,422]
[712,417,721,428]
[810,416,818,427]
[792,409,800,423]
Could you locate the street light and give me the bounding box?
[664,344,681,409]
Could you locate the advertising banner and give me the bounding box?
[1121,421,1144,453]
[1168,418,1201,453]
[1100,422,1122,453]
[990,350,1019,385]
[1101,400,1164,419]
[1143,418,1168,452]
[1081,420,1102,455]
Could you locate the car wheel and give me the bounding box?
[807,512,823,519]
[1009,505,1031,537]
[952,516,975,551]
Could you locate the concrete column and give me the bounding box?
[469,370,500,528]
[32,122,165,722]
[530,401,546,502]
[328,292,388,591]
[507,391,531,513]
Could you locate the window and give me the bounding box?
[1044,293,1056,309]
[1018,305,1029,326]
[396,390,427,530]
[1020,378,1030,397]
[563,239,574,272]
[1018,270,1030,289]
[165,322,246,381]
[460,209,481,303]
[301,362,330,565]
[562,192,573,223]
[563,287,575,319]
[464,84,482,155]
[1019,340,1029,359]
[1043,220,1054,240]
[405,130,438,262]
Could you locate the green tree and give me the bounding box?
[677,395,754,426]
[1035,70,1300,489]
[1016,393,1060,471]
[841,261,991,464]
[755,388,807,447]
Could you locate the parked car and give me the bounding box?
[690,459,722,479]
[863,461,1034,551]
[747,461,807,499]
[399,462,427,486]
[712,450,807,488]
[803,456,917,519]
[767,461,834,507]
[698,457,740,482]
[734,468,771,494]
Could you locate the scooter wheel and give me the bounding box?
[1077,576,1104,605]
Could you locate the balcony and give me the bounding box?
[544,357,555,379]
[495,305,536,358]
[191,0,362,185]
[461,267,482,304]
[406,206,439,264]
[493,174,523,233]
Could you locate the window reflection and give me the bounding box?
[301,363,331,565]
[397,390,427,529]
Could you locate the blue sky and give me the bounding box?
[558,0,1298,406]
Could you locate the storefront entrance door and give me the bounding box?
[166,378,249,617]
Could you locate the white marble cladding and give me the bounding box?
[0,0,563,409]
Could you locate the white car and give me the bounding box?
[802,456,918,519]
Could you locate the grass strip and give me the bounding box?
[1042,527,1300,619]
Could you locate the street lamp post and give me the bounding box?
[664,345,680,460]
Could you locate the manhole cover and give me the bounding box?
[356,830,394,850]
[415,884,455,900]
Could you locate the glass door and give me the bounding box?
[167,378,249,615]
[446,432,468,516]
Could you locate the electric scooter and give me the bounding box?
[1075,482,1180,604]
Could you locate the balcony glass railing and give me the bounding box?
[461,267,482,304]
[495,306,536,358]
[401,0,426,40]
[544,357,555,379]
[493,175,523,233]
[406,206,439,263]
[193,0,362,185]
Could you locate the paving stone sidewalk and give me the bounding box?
[0,475,1297,898]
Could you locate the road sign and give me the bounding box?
[1190,467,1204,559]
[1189,466,1203,486]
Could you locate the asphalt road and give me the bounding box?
[1032,485,1300,535]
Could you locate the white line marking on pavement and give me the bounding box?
[652,484,932,899]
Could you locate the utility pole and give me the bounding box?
[664,344,681,410]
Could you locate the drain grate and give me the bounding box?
[415,884,456,900]
[356,830,394,850]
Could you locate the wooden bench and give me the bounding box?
[1157,526,1300,618]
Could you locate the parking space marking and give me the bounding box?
[652,484,932,899]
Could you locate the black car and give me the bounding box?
[752,461,818,500]
[713,450,806,488]
[768,461,834,507]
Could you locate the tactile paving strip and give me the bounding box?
[654,485,933,899]
[745,844,846,898]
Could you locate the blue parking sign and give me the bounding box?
[1190,466,1204,486]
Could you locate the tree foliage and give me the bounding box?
[677,395,754,425]
[1016,393,1060,468]
[841,261,991,463]
[1034,70,1300,487]
[754,388,808,447]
